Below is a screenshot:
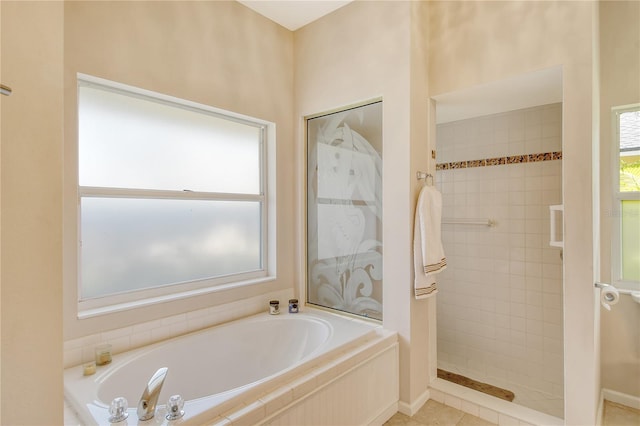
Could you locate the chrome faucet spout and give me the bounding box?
[137,367,168,421]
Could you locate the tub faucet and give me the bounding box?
[137,367,168,421]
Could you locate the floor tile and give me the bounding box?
[603,401,640,426]
[384,400,497,426]
[412,400,465,425]
[384,412,425,426]
[386,398,640,426]
[457,413,497,426]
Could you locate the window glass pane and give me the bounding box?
[81,198,261,299]
[307,101,383,320]
[619,110,640,192]
[79,85,261,194]
[621,200,640,282]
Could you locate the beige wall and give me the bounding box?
[410,0,437,402]
[1,1,64,424]
[599,0,640,399]
[1,1,627,423]
[63,1,296,338]
[276,0,605,417]
[294,1,433,409]
[0,2,3,419]
[427,1,598,423]
[3,1,295,422]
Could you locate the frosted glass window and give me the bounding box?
[79,85,261,194]
[81,199,261,299]
[77,77,268,301]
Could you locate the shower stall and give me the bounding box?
[434,101,564,419]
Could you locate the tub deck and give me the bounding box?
[64,309,398,425]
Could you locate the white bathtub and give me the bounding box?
[64,309,399,425]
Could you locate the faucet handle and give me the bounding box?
[165,394,185,421]
[108,397,129,423]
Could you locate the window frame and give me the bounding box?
[75,74,275,318]
[611,104,640,290]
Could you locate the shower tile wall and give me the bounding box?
[435,103,564,417]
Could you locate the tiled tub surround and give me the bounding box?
[63,289,293,369]
[65,309,399,425]
[64,290,293,424]
[435,103,564,419]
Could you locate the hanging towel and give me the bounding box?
[413,185,447,299]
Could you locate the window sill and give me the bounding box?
[77,276,276,320]
[613,279,640,293]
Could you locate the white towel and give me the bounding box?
[413,185,447,299]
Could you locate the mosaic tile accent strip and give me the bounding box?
[486,157,506,166]
[468,159,486,168]
[436,151,562,170]
[507,155,528,164]
[449,161,467,169]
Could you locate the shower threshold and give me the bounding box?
[437,369,515,402]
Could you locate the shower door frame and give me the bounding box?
[303,97,383,321]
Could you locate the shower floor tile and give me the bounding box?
[437,361,564,419]
[438,369,515,402]
[510,384,563,419]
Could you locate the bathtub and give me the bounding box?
[64,309,399,425]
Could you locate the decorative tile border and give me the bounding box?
[468,159,486,168]
[436,151,562,171]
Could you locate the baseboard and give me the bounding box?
[369,401,399,426]
[602,388,640,410]
[398,389,430,416]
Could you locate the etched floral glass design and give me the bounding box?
[307,101,383,320]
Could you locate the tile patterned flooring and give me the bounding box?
[385,399,640,426]
[384,400,496,426]
[603,401,640,426]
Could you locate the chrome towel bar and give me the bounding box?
[442,218,495,227]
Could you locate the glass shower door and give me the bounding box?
[306,101,383,320]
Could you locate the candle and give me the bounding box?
[95,344,112,366]
[83,361,96,376]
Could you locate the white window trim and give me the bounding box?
[611,104,640,292]
[74,74,277,319]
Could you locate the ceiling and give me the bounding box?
[237,0,353,31]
